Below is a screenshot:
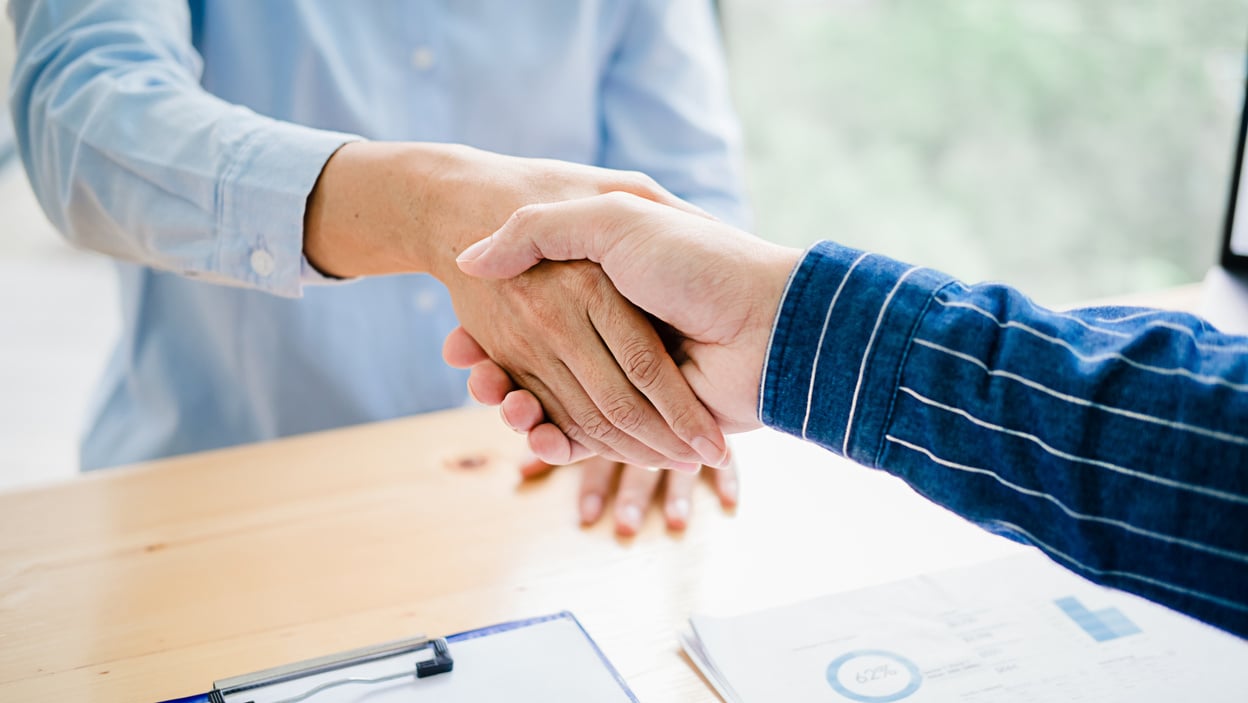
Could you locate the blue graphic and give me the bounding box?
[826,650,922,702]
[1055,596,1141,642]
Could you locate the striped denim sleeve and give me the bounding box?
[760,240,1248,639]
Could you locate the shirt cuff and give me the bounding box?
[759,241,954,466]
[301,255,358,286]
[214,122,362,297]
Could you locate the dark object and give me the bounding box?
[416,637,454,678]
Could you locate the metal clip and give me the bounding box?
[213,635,454,703]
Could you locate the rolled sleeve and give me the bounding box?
[760,240,954,464]
[9,0,365,298]
[214,124,359,297]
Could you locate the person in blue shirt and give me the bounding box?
[7,1,741,534]
[449,192,1248,639]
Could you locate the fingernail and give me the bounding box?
[580,493,604,524]
[721,477,739,506]
[618,504,643,534]
[456,236,493,264]
[668,498,690,527]
[668,461,700,474]
[692,436,726,467]
[499,406,519,432]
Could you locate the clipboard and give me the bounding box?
[157,611,637,703]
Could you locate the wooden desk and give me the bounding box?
[0,286,1203,702]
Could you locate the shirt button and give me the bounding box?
[411,47,435,71]
[250,249,276,277]
[414,290,438,313]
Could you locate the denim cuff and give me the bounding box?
[760,241,953,465]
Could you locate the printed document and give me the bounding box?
[682,551,1248,702]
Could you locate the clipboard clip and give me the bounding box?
[211,634,454,703]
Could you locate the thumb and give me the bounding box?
[456,195,630,279]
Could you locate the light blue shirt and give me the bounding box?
[8,0,747,469]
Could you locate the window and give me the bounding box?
[723,0,1247,303]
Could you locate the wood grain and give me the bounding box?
[0,286,1200,702]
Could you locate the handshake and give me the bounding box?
[443,190,800,476]
[311,145,1248,638]
[306,142,797,534]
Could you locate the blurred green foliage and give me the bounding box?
[722,0,1248,303]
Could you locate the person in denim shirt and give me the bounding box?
[449,192,1248,640]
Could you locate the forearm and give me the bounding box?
[303,142,504,282]
[10,0,357,296]
[762,241,1248,637]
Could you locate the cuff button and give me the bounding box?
[250,249,276,277]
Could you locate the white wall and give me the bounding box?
[1,5,15,156]
[0,6,13,97]
[0,10,119,491]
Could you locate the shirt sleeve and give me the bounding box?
[8,0,361,297]
[598,0,751,228]
[761,240,1248,639]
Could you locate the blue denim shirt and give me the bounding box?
[8,0,747,469]
[763,241,1248,639]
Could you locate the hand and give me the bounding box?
[520,456,739,537]
[454,192,802,466]
[306,143,729,470]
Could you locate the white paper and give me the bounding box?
[225,615,633,703]
[1200,266,1248,336]
[683,551,1248,702]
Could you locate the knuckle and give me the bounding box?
[665,402,700,439]
[561,422,586,443]
[506,203,544,229]
[602,190,637,207]
[511,369,540,391]
[620,341,663,390]
[579,413,624,445]
[526,297,561,327]
[603,396,646,434]
[627,170,658,190]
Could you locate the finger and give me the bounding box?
[613,464,663,537]
[467,360,513,406]
[528,423,596,465]
[663,468,699,531]
[611,172,716,221]
[525,357,698,472]
[587,294,728,468]
[456,194,639,278]
[503,391,639,467]
[500,390,545,432]
[511,373,707,472]
[511,375,599,464]
[442,325,489,368]
[516,370,638,467]
[527,423,575,465]
[710,459,740,509]
[501,390,604,464]
[558,323,709,470]
[578,457,618,525]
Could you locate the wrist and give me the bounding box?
[414,143,500,284]
[303,141,475,279]
[743,245,804,416]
